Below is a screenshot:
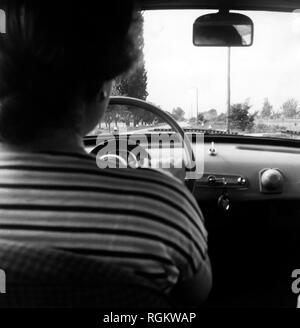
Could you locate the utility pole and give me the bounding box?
[226,47,231,132]
[196,87,199,125]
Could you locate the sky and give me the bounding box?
[143,10,300,118]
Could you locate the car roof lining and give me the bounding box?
[137,0,300,12]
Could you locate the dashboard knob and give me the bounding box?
[260,168,283,193]
[237,176,246,186]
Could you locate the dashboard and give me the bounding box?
[85,133,300,202]
[195,141,300,202]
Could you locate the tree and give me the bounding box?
[106,12,148,126]
[229,101,257,131]
[171,107,185,121]
[281,98,299,118]
[197,113,204,123]
[271,111,282,119]
[103,105,121,131]
[216,112,226,122]
[204,109,218,120]
[261,98,273,118]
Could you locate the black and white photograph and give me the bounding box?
[0,0,298,324]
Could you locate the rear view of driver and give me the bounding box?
[0,0,211,307]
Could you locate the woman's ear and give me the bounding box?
[80,80,113,136]
[97,90,108,102]
[96,81,113,103]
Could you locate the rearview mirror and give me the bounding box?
[193,12,253,47]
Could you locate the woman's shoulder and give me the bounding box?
[0,149,195,203]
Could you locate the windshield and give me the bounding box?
[92,10,300,140]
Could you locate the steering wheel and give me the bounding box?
[92,96,196,193]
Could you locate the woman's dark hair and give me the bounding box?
[0,0,138,143]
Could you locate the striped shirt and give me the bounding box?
[0,150,208,293]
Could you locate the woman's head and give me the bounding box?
[0,0,138,144]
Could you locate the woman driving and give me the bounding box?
[0,0,211,307]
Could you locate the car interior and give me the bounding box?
[0,0,300,309]
[85,0,300,308]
